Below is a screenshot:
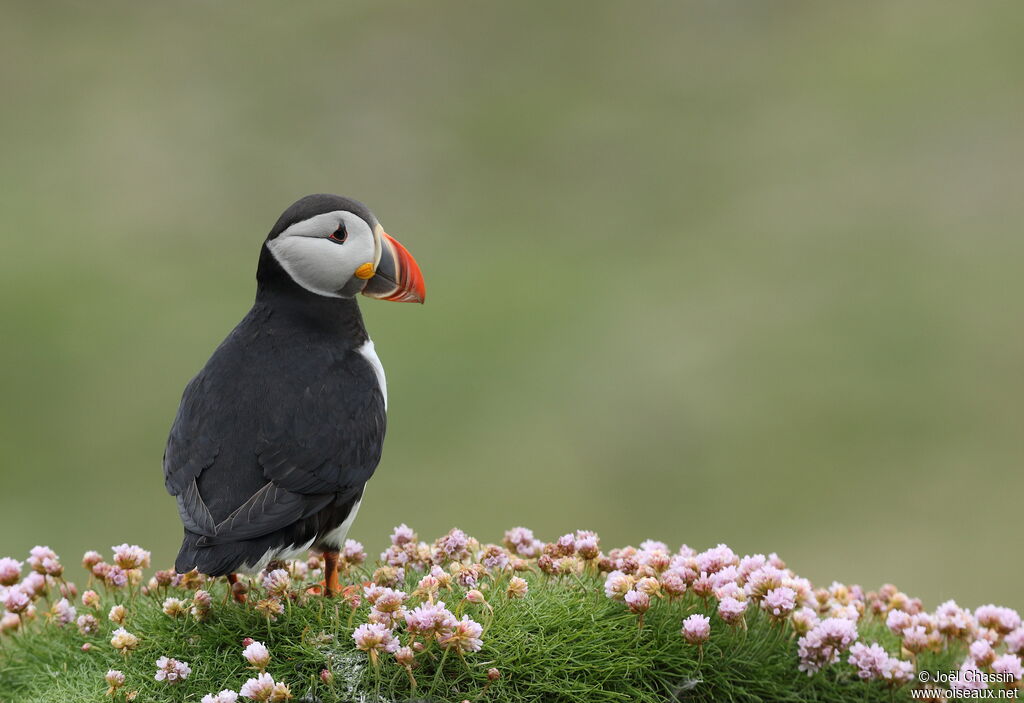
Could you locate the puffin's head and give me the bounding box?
[261,194,425,303]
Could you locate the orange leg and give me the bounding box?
[227,573,247,603]
[323,550,341,597]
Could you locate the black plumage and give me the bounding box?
[165,196,389,576]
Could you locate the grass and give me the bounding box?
[0,545,972,703]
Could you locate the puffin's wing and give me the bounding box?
[163,372,221,537]
[256,353,386,496]
[166,344,384,546]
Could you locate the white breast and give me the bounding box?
[357,340,387,410]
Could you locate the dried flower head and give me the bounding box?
[110,627,139,654]
[254,598,284,620]
[108,604,127,625]
[352,622,399,653]
[112,544,151,570]
[507,576,529,599]
[162,598,188,618]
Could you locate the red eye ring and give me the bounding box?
[329,225,347,243]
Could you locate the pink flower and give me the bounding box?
[847,642,885,679]
[342,539,366,564]
[435,528,470,560]
[901,626,929,654]
[391,524,417,546]
[4,587,30,614]
[0,612,20,632]
[372,588,408,613]
[744,566,785,601]
[26,546,58,574]
[77,614,99,635]
[261,569,290,597]
[660,569,687,598]
[681,614,711,644]
[718,596,747,625]
[0,558,22,586]
[696,544,737,575]
[797,618,859,675]
[969,639,996,667]
[111,544,151,570]
[202,691,240,703]
[154,656,191,684]
[691,572,714,599]
[240,672,276,700]
[975,604,1021,635]
[81,590,100,609]
[603,571,634,600]
[792,607,820,636]
[624,589,650,614]
[481,545,510,571]
[761,587,796,620]
[737,554,767,583]
[885,609,912,636]
[243,641,271,671]
[390,647,413,668]
[20,573,46,597]
[405,601,457,637]
[575,531,600,560]
[105,566,128,589]
[951,660,988,691]
[639,539,669,554]
[991,654,1023,682]
[82,551,103,570]
[438,615,484,653]
[1006,627,1024,655]
[105,670,125,693]
[50,598,77,626]
[352,622,399,653]
[880,657,915,685]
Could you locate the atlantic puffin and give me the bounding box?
[163,194,424,595]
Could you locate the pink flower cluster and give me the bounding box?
[2,530,1022,699]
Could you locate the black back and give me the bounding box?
[164,236,386,575]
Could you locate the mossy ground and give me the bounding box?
[0,569,961,703]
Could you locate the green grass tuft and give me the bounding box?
[0,564,965,703]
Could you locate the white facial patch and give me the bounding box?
[267,211,376,297]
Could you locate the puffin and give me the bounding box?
[163,194,424,596]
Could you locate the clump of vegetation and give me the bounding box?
[0,530,1021,702]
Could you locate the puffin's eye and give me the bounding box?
[328,225,347,243]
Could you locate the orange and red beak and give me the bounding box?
[361,231,426,304]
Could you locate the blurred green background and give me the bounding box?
[1,2,1021,610]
